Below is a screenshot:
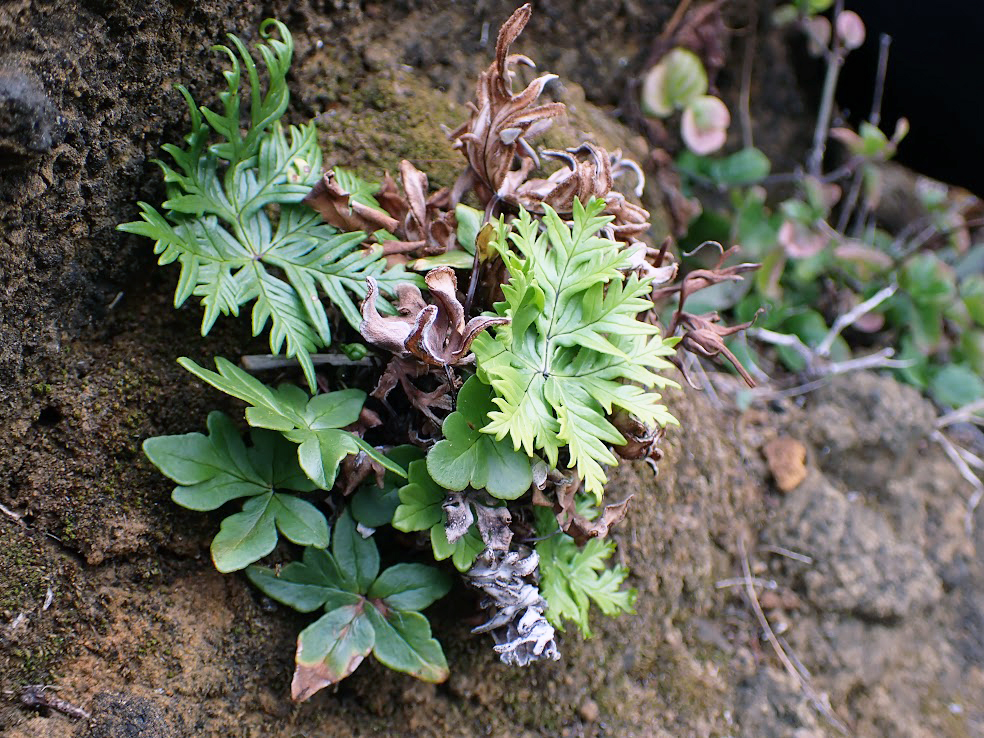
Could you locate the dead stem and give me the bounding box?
[19,685,91,720]
[807,0,846,177]
[241,354,373,371]
[815,284,896,357]
[738,0,757,150]
[837,33,892,234]
[937,399,984,429]
[759,544,814,564]
[932,430,984,535]
[737,537,849,735]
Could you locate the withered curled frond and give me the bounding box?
[450,3,565,203]
[378,161,458,258]
[360,268,508,367]
[302,169,400,234]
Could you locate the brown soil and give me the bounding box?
[2,2,981,737]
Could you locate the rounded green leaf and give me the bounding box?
[961,275,984,326]
[246,562,359,613]
[430,523,484,572]
[426,377,533,500]
[171,475,266,511]
[272,493,330,548]
[296,429,359,490]
[393,461,445,533]
[304,388,367,429]
[292,605,375,701]
[143,434,220,486]
[351,446,422,527]
[211,492,278,572]
[332,510,379,594]
[641,48,707,117]
[365,607,449,683]
[367,563,452,612]
[455,204,483,255]
[929,364,984,408]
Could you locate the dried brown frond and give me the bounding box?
[370,356,452,428]
[644,242,761,387]
[449,3,565,204]
[611,411,666,470]
[360,269,508,367]
[674,310,757,387]
[302,169,399,233]
[378,161,458,258]
[532,469,633,546]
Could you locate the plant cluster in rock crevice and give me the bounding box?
[123,5,756,701]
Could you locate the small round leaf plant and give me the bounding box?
[641,47,731,155]
[124,6,755,701]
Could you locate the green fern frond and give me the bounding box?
[534,508,636,636]
[119,20,403,391]
[473,198,679,500]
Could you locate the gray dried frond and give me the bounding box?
[444,492,513,551]
[442,492,475,544]
[467,548,560,666]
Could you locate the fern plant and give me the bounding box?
[127,8,716,702]
[118,19,405,391]
[473,201,679,500]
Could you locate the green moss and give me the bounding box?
[0,525,73,687]
[316,64,465,191]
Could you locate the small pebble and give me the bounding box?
[579,698,599,723]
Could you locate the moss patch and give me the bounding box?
[301,43,465,189]
[0,523,79,690]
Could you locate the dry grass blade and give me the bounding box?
[932,429,984,534]
[737,537,849,735]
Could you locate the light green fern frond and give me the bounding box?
[473,198,679,500]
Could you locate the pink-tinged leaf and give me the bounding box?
[291,604,374,702]
[835,10,866,50]
[681,96,730,155]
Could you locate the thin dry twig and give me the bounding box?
[737,537,849,735]
[682,352,724,408]
[932,430,984,535]
[240,354,373,371]
[744,348,913,402]
[821,348,913,375]
[837,33,892,234]
[19,685,91,720]
[937,399,984,429]
[662,0,696,40]
[815,284,896,357]
[715,576,777,590]
[759,544,814,564]
[747,327,813,364]
[737,0,757,150]
[807,0,846,177]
